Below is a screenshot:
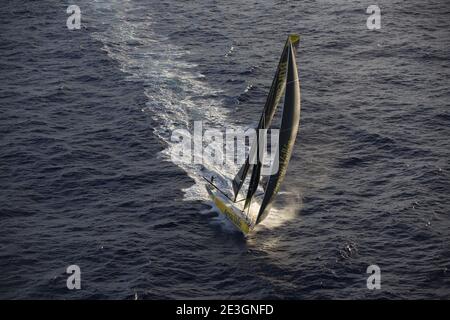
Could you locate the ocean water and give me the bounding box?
[0,0,449,299]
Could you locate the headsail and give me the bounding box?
[255,39,301,224]
[232,35,300,200]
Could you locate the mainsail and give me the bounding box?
[232,34,301,225]
[232,35,300,201]
[255,40,301,224]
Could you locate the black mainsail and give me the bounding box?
[255,39,301,224]
[232,35,300,204]
[233,34,301,225]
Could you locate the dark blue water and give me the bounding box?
[1,0,449,299]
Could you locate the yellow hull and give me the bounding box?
[206,186,252,234]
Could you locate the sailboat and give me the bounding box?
[205,34,301,234]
